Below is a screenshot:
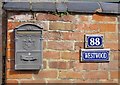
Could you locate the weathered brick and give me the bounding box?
[6,80,18,85]
[49,61,71,69]
[71,32,84,42]
[109,61,119,70]
[43,31,62,40]
[92,14,116,22]
[36,13,61,21]
[59,71,82,79]
[43,51,60,59]
[75,42,84,50]
[99,24,116,32]
[7,70,32,79]
[7,32,14,40]
[20,80,46,85]
[105,33,118,41]
[110,71,119,79]
[33,70,57,79]
[9,14,33,21]
[43,41,47,50]
[49,22,75,31]
[36,13,48,21]
[80,15,89,21]
[47,14,60,21]
[83,63,98,70]
[43,60,47,69]
[61,15,75,22]
[75,23,84,31]
[35,21,49,31]
[111,51,119,60]
[99,63,109,70]
[61,32,72,40]
[73,62,84,71]
[6,49,14,59]
[8,22,22,30]
[104,42,118,50]
[47,41,74,51]
[84,71,108,79]
[6,60,14,69]
[7,41,14,49]
[61,52,79,60]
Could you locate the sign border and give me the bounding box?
[85,34,104,49]
[81,49,110,62]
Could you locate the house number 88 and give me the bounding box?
[90,38,100,46]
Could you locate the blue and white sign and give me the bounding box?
[85,34,104,48]
[81,49,110,62]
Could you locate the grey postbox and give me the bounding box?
[14,24,43,70]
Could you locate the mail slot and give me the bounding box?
[14,24,43,70]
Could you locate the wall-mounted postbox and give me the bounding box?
[14,24,43,70]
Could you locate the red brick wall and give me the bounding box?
[6,12,119,84]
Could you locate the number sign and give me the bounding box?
[85,34,104,48]
[81,49,110,62]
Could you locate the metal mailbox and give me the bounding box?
[14,24,43,70]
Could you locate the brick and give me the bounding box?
[7,32,14,40]
[92,14,116,22]
[43,60,47,69]
[59,71,82,79]
[84,71,108,79]
[6,80,18,85]
[109,61,119,70]
[7,41,14,49]
[73,62,84,71]
[105,33,118,41]
[43,41,47,50]
[87,24,99,31]
[33,70,57,79]
[10,14,33,21]
[61,32,72,40]
[20,80,46,85]
[75,23,85,31]
[47,14,60,21]
[75,42,84,50]
[112,51,119,60]
[36,13,48,21]
[104,42,118,50]
[83,63,98,70]
[61,52,79,60]
[49,22,75,31]
[43,51,60,59]
[80,15,89,21]
[47,41,74,51]
[99,24,116,32]
[6,49,14,59]
[8,22,22,30]
[49,61,71,69]
[110,71,119,79]
[61,15,75,22]
[43,31,62,40]
[6,60,14,69]
[71,32,84,42]
[99,63,109,70]
[7,70,32,79]
[47,80,72,83]
[35,21,49,31]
